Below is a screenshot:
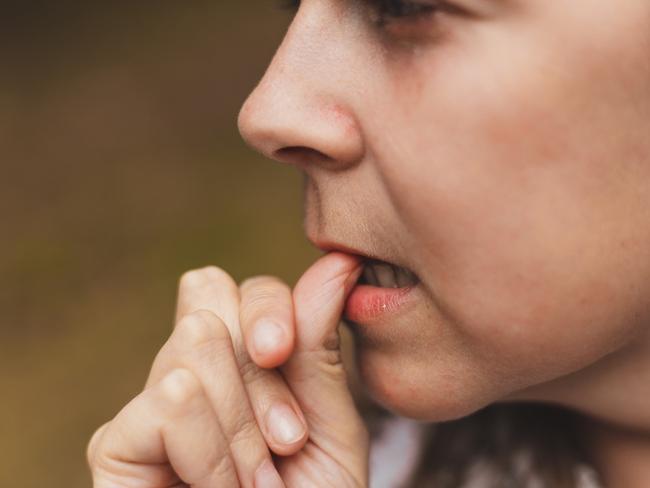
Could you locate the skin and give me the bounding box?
[89,0,650,486]
[88,254,369,487]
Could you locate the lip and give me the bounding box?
[307,234,420,325]
[307,235,410,271]
[344,283,418,325]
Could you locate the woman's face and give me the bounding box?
[238,0,650,420]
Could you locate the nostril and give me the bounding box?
[273,146,335,167]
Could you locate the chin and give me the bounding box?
[354,345,495,423]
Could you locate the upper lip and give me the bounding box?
[308,235,370,261]
[307,233,410,270]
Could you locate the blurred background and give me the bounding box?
[0,2,325,486]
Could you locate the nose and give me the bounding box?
[237,7,364,173]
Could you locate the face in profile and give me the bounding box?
[238,0,650,421]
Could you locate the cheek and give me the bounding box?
[367,15,650,386]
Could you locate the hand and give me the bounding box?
[87,252,369,487]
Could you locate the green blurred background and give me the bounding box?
[1,2,323,486]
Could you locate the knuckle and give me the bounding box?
[238,354,267,386]
[159,368,203,408]
[318,350,347,381]
[175,310,231,347]
[322,330,342,354]
[179,268,208,288]
[210,451,237,481]
[86,422,110,467]
[240,277,292,322]
[241,296,278,327]
[293,349,346,383]
[229,413,261,451]
[240,274,284,293]
[176,313,213,345]
[180,266,237,293]
[245,287,282,309]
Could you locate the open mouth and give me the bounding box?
[309,237,421,322]
[357,258,420,288]
[345,257,420,323]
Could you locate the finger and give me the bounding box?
[175,266,241,350]
[281,252,368,482]
[90,369,240,488]
[168,267,309,456]
[145,311,286,485]
[239,275,295,369]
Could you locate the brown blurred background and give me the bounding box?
[0,2,323,486]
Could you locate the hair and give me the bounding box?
[364,402,604,487]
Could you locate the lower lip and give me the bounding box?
[344,283,417,324]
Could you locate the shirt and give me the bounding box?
[369,416,603,488]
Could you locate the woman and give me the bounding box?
[86,0,650,486]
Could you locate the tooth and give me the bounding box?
[395,267,409,287]
[363,266,379,286]
[395,267,417,287]
[373,263,398,288]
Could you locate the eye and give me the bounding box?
[278,0,440,18]
[373,0,441,24]
[278,0,459,36]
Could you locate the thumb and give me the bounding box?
[281,251,368,455]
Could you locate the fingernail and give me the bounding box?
[253,320,285,357]
[254,459,284,488]
[267,403,305,445]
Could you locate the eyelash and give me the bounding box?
[280,0,441,26]
[375,0,440,23]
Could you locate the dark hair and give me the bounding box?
[364,402,604,487]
